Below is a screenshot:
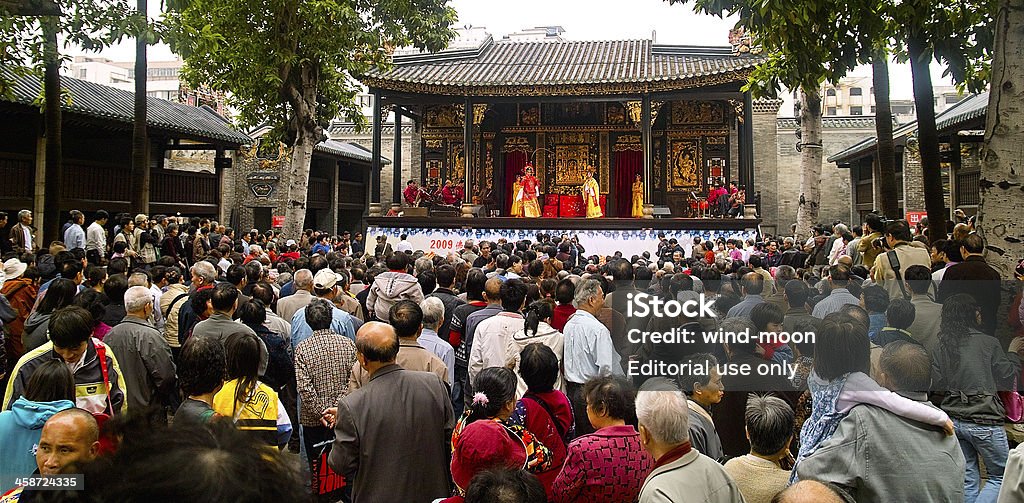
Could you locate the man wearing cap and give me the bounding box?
[280,240,301,262]
[290,269,359,352]
[327,322,454,503]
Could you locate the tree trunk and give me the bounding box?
[41,17,61,244]
[795,86,823,242]
[129,0,149,216]
[283,128,315,240]
[872,53,900,219]
[908,35,947,244]
[977,0,1024,281]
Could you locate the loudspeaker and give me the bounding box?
[652,206,672,218]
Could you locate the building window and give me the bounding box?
[851,106,863,115]
[870,106,876,114]
[358,94,373,108]
[945,95,962,104]
[825,88,836,97]
[78,68,87,79]
[850,87,863,96]
[827,107,837,116]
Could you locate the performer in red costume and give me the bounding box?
[403,179,420,206]
[520,164,542,218]
[439,180,458,205]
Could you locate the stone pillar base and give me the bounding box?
[390,203,401,216]
[368,203,383,217]
[642,204,655,219]
[743,203,758,219]
[461,204,477,218]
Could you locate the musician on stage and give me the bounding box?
[403,179,420,207]
[521,164,542,218]
[631,173,644,218]
[583,167,603,218]
[438,179,458,206]
[452,183,464,205]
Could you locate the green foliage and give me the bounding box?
[0,1,143,98]
[163,0,457,144]
[666,0,994,96]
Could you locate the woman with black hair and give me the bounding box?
[448,367,552,499]
[72,289,112,340]
[174,335,225,427]
[508,344,573,499]
[0,359,75,490]
[235,299,293,392]
[23,278,78,352]
[510,300,564,395]
[212,331,292,449]
[551,375,653,503]
[933,293,1022,502]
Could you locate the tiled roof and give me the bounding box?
[315,139,390,165]
[778,116,881,129]
[828,92,989,164]
[1,68,250,145]
[362,37,762,96]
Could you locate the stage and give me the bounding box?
[366,216,761,257]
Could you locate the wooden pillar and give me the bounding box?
[368,89,383,217]
[640,94,654,218]
[742,91,755,195]
[33,135,46,236]
[462,98,475,217]
[392,112,403,210]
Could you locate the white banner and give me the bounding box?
[366,225,758,259]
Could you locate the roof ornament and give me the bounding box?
[728,27,761,56]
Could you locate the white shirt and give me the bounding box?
[469,311,525,383]
[22,227,32,251]
[562,309,623,384]
[86,222,106,253]
[396,240,413,253]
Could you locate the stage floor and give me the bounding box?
[367,216,760,231]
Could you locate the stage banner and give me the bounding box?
[365,225,758,259]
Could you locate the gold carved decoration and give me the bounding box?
[606,103,626,125]
[669,139,702,191]
[614,134,642,152]
[600,132,609,193]
[706,136,727,145]
[654,138,663,190]
[555,145,591,186]
[519,104,540,126]
[425,139,443,149]
[536,132,546,188]
[484,141,494,186]
[651,101,664,125]
[672,101,726,125]
[550,132,591,145]
[449,143,465,183]
[362,68,756,97]
[426,105,463,128]
[624,101,642,125]
[503,136,532,153]
[473,104,488,125]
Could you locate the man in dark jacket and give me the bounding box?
[103,286,176,412]
[936,233,1001,335]
[425,264,465,343]
[327,322,454,503]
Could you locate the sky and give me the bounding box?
[73,0,956,104]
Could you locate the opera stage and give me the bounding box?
[366,216,760,257]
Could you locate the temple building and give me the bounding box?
[358,31,787,228]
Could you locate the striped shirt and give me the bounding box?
[295,329,358,426]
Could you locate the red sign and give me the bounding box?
[272,215,285,228]
[906,211,927,225]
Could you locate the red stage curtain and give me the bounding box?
[614,150,642,217]
[504,151,528,214]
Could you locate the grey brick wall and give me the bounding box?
[752,99,781,235]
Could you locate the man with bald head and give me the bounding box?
[0,409,100,500]
[327,321,453,503]
[347,301,448,392]
[773,480,852,503]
